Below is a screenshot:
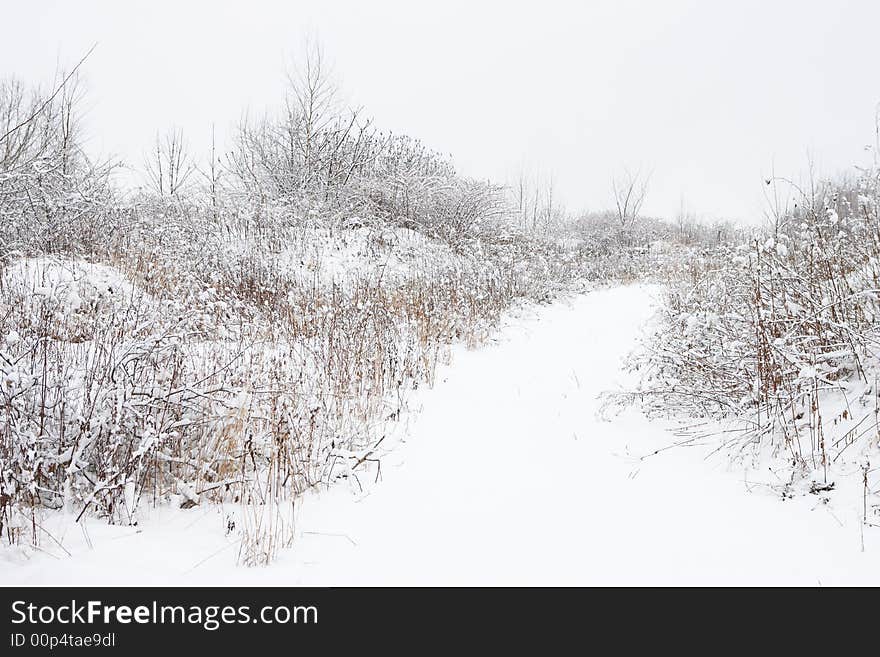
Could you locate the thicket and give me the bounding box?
[624,155,880,529]
[0,49,687,562]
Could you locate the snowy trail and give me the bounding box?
[2,285,878,585]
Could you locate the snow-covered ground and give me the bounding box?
[2,285,878,585]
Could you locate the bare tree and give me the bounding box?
[543,172,557,229]
[611,166,650,229]
[0,70,83,174]
[0,43,96,150]
[510,167,564,232]
[514,168,528,228]
[228,40,367,201]
[0,78,44,171]
[55,70,86,176]
[0,58,116,253]
[144,127,195,198]
[197,123,224,216]
[285,39,339,189]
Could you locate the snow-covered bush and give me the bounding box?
[0,75,117,256]
[628,164,880,510]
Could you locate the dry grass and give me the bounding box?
[1,199,655,563]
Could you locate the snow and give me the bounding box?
[2,284,878,585]
[216,225,464,290]
[3,257,139,304]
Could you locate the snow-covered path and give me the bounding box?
[2,285,878,585]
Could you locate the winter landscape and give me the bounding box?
[2,2,880,586]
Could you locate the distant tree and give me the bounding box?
[611,166,650,229]
[511,167,565,232]
[198,123,223,216]
[284,39,338,190]
[144,127,195,199]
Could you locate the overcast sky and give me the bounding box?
[4,0,879,222]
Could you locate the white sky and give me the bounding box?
[3,0,879,222]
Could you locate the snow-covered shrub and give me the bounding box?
[0,75,117,257]
[629,164,880,509]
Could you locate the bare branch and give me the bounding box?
[0,43,97,145]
